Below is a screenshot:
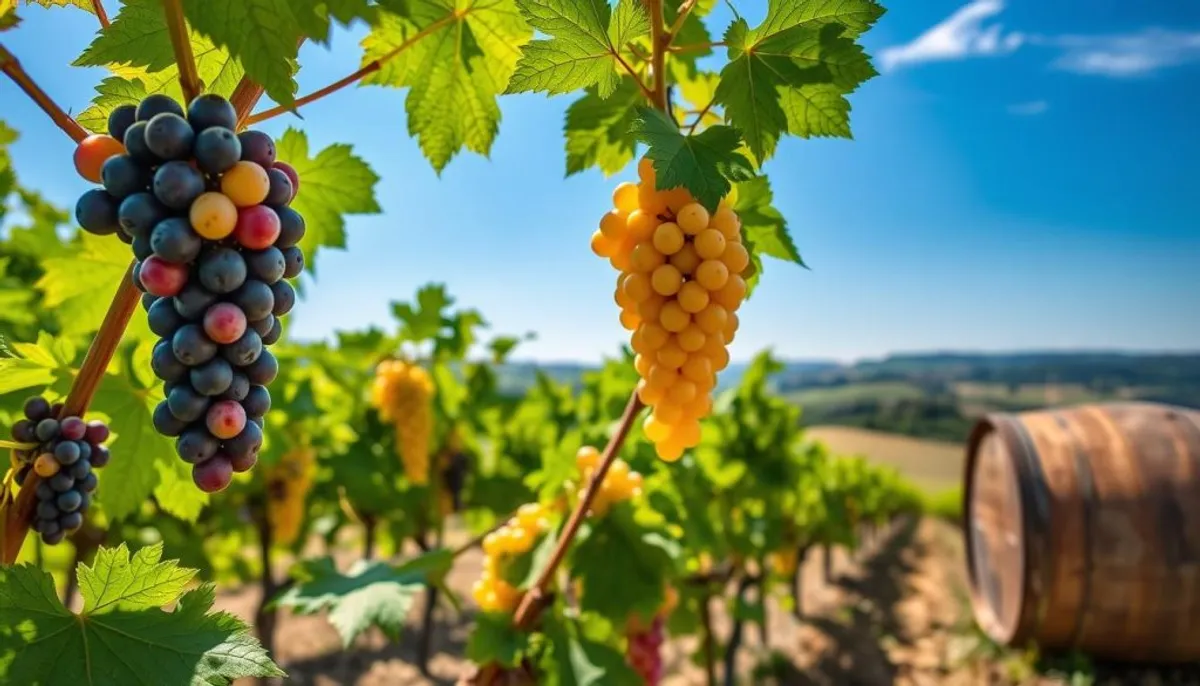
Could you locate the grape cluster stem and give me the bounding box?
[0,44,88,143]
[162,0,202,101]
[90,0,110,29]
[511,390,644,631]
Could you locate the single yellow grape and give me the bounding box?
[638,380,666,405]
[660,301,690,332]
[723,241,751,273]
[695,303,728,334]
[657,341,687,369]
[638,157,656,182]
[650,264,683,296]
[622,272,653,302]
[669,243,701,275]
[673,419,702,447]
[630,242,666,272]
[620,308,640,330]
[635,353,653,376]
[652,222,685,255]
[647,364,679,390]
[600,209,627,238]
[638,294,666,321]
[694,229,727,260]
[654,402,684,424]
[643,414,672,442]
[668,379,698,404]
[676,203,710,235]
[682,354,713,384]
[656,439,685,463]
[220,161,270,207]
[638,184,668,215]
[189,191,238,240]
[626,209,659,242]
[677,324,706,352]
[613,182,639,213]
[695,259,729,291]
[712,275,747,310]
[641,322,669,350]
[723,311,739,342]
[677,281,710,313]
[711,205,740,239]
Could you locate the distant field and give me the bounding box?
[807,426,965,491]
[784,381,926,407]
[952,381,1136,409]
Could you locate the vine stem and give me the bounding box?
[0,44,89,143]
[511,390,645,630]
[90,0,110,28]
[244,13,457,126]
[162,0,201,101]
[666,0,698,39]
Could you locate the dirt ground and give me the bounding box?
[214,519,1197,685]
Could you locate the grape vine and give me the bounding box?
[0,0,893,683]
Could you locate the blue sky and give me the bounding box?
[2,1,1197,364]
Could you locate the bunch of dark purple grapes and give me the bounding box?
[10,396,110,545]
[73,92,305,493]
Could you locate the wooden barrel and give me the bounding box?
[962,401,1200,662]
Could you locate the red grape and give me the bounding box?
[234,206,281,250]
[229,450,258,473]
[205,400,246,439]
[59,417,87,441]
[192,455,233,493]
[85,421,109,445]
[203,303,247,345]
[272,161,299,200]
[139,256,188,296]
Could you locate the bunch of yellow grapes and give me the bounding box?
[371,359,434,485]
[574,445,642,516]
[472,503,552,613]
[265,444,316,546]
[591,158,749,461]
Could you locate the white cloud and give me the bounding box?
[879,4,1200,78]
[1036,29,1200,77]
[1007,100,1048,116]
[878,0,1024,71]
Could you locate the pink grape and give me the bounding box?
[234,205,281,250]
[85,421,109,445]
[273,161,299,200]
[205,400,246,440]
[203,303,247,345]
[192,455,233,493]
[140,256,188,296]
[229,451,258,473]
[59,417,87,441]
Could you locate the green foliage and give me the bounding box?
[0,542,284,684]
[506,0,646,98]
[631,106,754,212]
[273,128,382,274]
[570,505,677,624]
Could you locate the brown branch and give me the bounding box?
[0,44,88,143]
[244,13,457,126]
[613,51,656,105]
[2,273,141,564]
[666,0,698,40]
[646,0,669,112]
[511,390,645,630]
[161,0,201,101]
[687,95,717,135]
[91,0,110,28]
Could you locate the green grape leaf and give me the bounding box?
[292,0,377,45]
[391,283,452,342]
[89,366,176,522]
[181,0,302,109]
[0,2,20,31]
[0,543,284,684]
[0,346,61,397]
[273,554,443,646]
[359,1,531,172]
[715,1,884,161]
[538,614,641,686]
[569,506,678,624]
[73,0,177,71]
[629,106,754,212]
[733,175,803,267]
[74,77,148,134]
[563,80,641,177]
[274,128,381,275]
[506,0,644,98]
[23,0,94,12]
[35,233,129,336]
[154,454,210,522]
[466,611,531,668]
